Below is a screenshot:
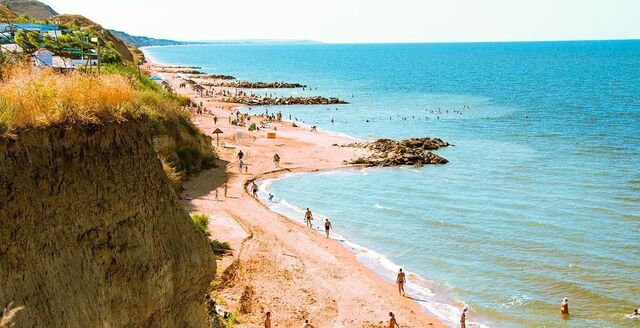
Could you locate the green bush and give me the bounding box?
[211,312,237,328]
[191,213,209,234]
[248,123,257,131]
[210,240,232,256]
[174,148,217,176]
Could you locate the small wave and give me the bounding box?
[374,204,394,211]
[424,218,462,228]
[500,294,532,308]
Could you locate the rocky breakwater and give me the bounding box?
[223,95,348,105]
[345,137,451,166]
[215,81,306,89]
[190,74,237,80]
[0,123,216,327]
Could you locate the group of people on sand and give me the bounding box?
[263,311,400,328]
[303,208,333,238]
[237,150,249,173]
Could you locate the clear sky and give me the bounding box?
[46,0,640,43]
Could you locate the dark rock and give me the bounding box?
[344,137,450,167]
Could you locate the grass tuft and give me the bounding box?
[190,213,209,235]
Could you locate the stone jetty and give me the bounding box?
[222,95,348,105]
[211,81,306,88]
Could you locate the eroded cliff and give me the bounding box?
[0,123,216,327]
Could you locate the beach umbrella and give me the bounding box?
[212,128,223,146]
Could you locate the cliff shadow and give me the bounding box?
[180,158,230,210]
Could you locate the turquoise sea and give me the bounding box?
[145,41,640,327]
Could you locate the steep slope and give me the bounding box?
[0,0,57,19]
[0,4,17,18]
[0,123,216,327]
[51,14,134,62]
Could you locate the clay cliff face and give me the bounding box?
[0,123,215,327]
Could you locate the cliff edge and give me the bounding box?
[0,123,216,327]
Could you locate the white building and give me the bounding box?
[34,48,53,67]
[0,43,23,53]
[52,56,98,68]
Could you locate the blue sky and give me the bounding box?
[47,0,640,43]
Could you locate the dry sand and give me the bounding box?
[146,63,447,328]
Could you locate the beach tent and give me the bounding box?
[149,75,164,81]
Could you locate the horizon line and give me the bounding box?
[138,37,640,47]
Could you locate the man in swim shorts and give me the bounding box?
[396,268,406,296]
[304,208,313,228]
[388,312,400,328]
[560,297,569,317]
[264,311,271,328]
[460,307,468,328]
[324,218,332,238]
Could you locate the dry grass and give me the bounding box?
[0,302,24,327]
[0,65,190,132]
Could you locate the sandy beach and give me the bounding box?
[145,61,447,328]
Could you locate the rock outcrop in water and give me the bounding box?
[223,95,348,105]
[345,137,450,166]
[0,123,216,327]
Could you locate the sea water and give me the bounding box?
[145,41,640,327]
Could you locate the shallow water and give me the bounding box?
[146,41,640,327]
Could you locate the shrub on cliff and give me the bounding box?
[210,240,232,256]
[190,213,209,235]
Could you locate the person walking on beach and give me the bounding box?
[304,208,313,228]
[238,150,244,161]
[560,297,570,317]
[213,115,218,125]
[396,268,406,296]
[324,218,332,238]
[303,319,315,328]
[460,307,468,328]
[252,182,259,198]
[264,311,271,328]
[273,153,281,168]
[388,312,400,328]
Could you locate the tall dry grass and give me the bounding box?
[0,65,190,132]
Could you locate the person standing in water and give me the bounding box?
[273,153,281,168]
[388,312,400,328]
[460,307,468,328]
[264,312,271,328]
[324,218,332,238]
[304,208,313,228]
[396,269,406,296]
[251,182,259,198]
[560,297,569,317]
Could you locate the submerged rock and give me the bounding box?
[345,137,450,167]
